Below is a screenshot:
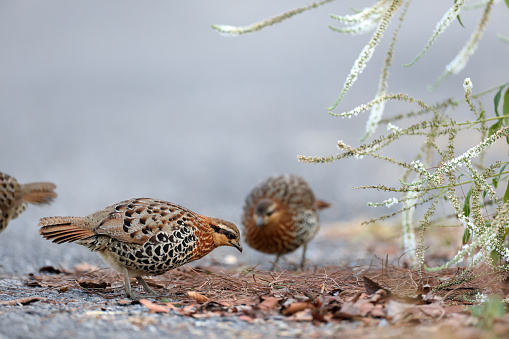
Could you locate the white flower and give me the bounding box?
[475,292,488,303]
[387,123,402,132]
[463,77,473,96]
[367,197,399,208]
[403,126,508,186]
[364,101,386,137]
[385,197,399,208]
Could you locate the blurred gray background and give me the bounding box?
[1,1,508,274]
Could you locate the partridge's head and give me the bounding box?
[209,218,242,252]
[254,198,281,228]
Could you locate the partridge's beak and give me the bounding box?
[231,242,243,253]
[256,216,265,228]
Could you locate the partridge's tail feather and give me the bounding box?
[314,199,331,210]
[39,216,95,244]
[22,182,57,205]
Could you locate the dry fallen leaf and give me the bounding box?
[39,266,67,275]
[74,263,100,273]
[363,276,391,296]
[78,280,109,289]
[257,297,280,312]
[238,315,254,323]
[165,302,178,311]
[0,297,47,306]
[179,304,197,316]
[187,291,209,303]
[289,308,314,322]
[387,300,445,323]
[282,301,314,316]
[139,299,170,313]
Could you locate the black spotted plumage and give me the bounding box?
[38,197,242,299]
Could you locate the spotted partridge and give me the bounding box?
[242,175,329,270]
[0,171,57,234]
[39,198,242,299]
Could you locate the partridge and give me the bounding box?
[38,198,242,299]
[242,175,329,270]
[0,171,57,234]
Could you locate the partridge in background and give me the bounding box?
[39,198,242,299]
[242,175,330,270]
[0,171,57,234]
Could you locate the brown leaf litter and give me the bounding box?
[9,264,507,323]
[5,260,505,333]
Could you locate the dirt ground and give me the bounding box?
[1,221,509,339]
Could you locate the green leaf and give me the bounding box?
[503,87,509,125]
[454,0,465,28]
[506,0,509,10]
[494,86,503,117]
[488,119,503,138]
[462,228,471,245]
[456,14,465,28]
[463,186,473,217]
[478,110,485,120]
[490,249,500,265]
[492,177,498,189]
[494,163,509,188]
[504,180,509,204]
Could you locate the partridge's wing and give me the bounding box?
[94,198,199,245]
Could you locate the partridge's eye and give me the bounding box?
[226,232,236,240]
[265,210,273,217]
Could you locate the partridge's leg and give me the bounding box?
[123,273,138,300]
[270,254,282,271]
[123,273,145,300]
[300,243,308,270]
[136,277,157,297]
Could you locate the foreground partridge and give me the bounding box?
[242,175,329,270]
[0,171,57,234]
[39,198,242,299]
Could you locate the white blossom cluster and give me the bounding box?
[367,197,399,208]
[475,292,488,303]
[328,0,402,111]
[330,0,390,24]
[211,0,337,37]
[430,1,493,90]
[336,96,385,118]
[387,123,403,132]
[404,126,508,186]
[405,0,469,67]
[402,189,419,262]
[410,160,429,176]
[211,25,244,37]
[458,214,476,231]
[329,0,390,35]
[364,101,386,138]
[427,180,509,272]
[463,77,473,96]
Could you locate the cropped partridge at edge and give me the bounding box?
[38,198,242,300]
[242,175,330,270]
[0,171,57,234]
